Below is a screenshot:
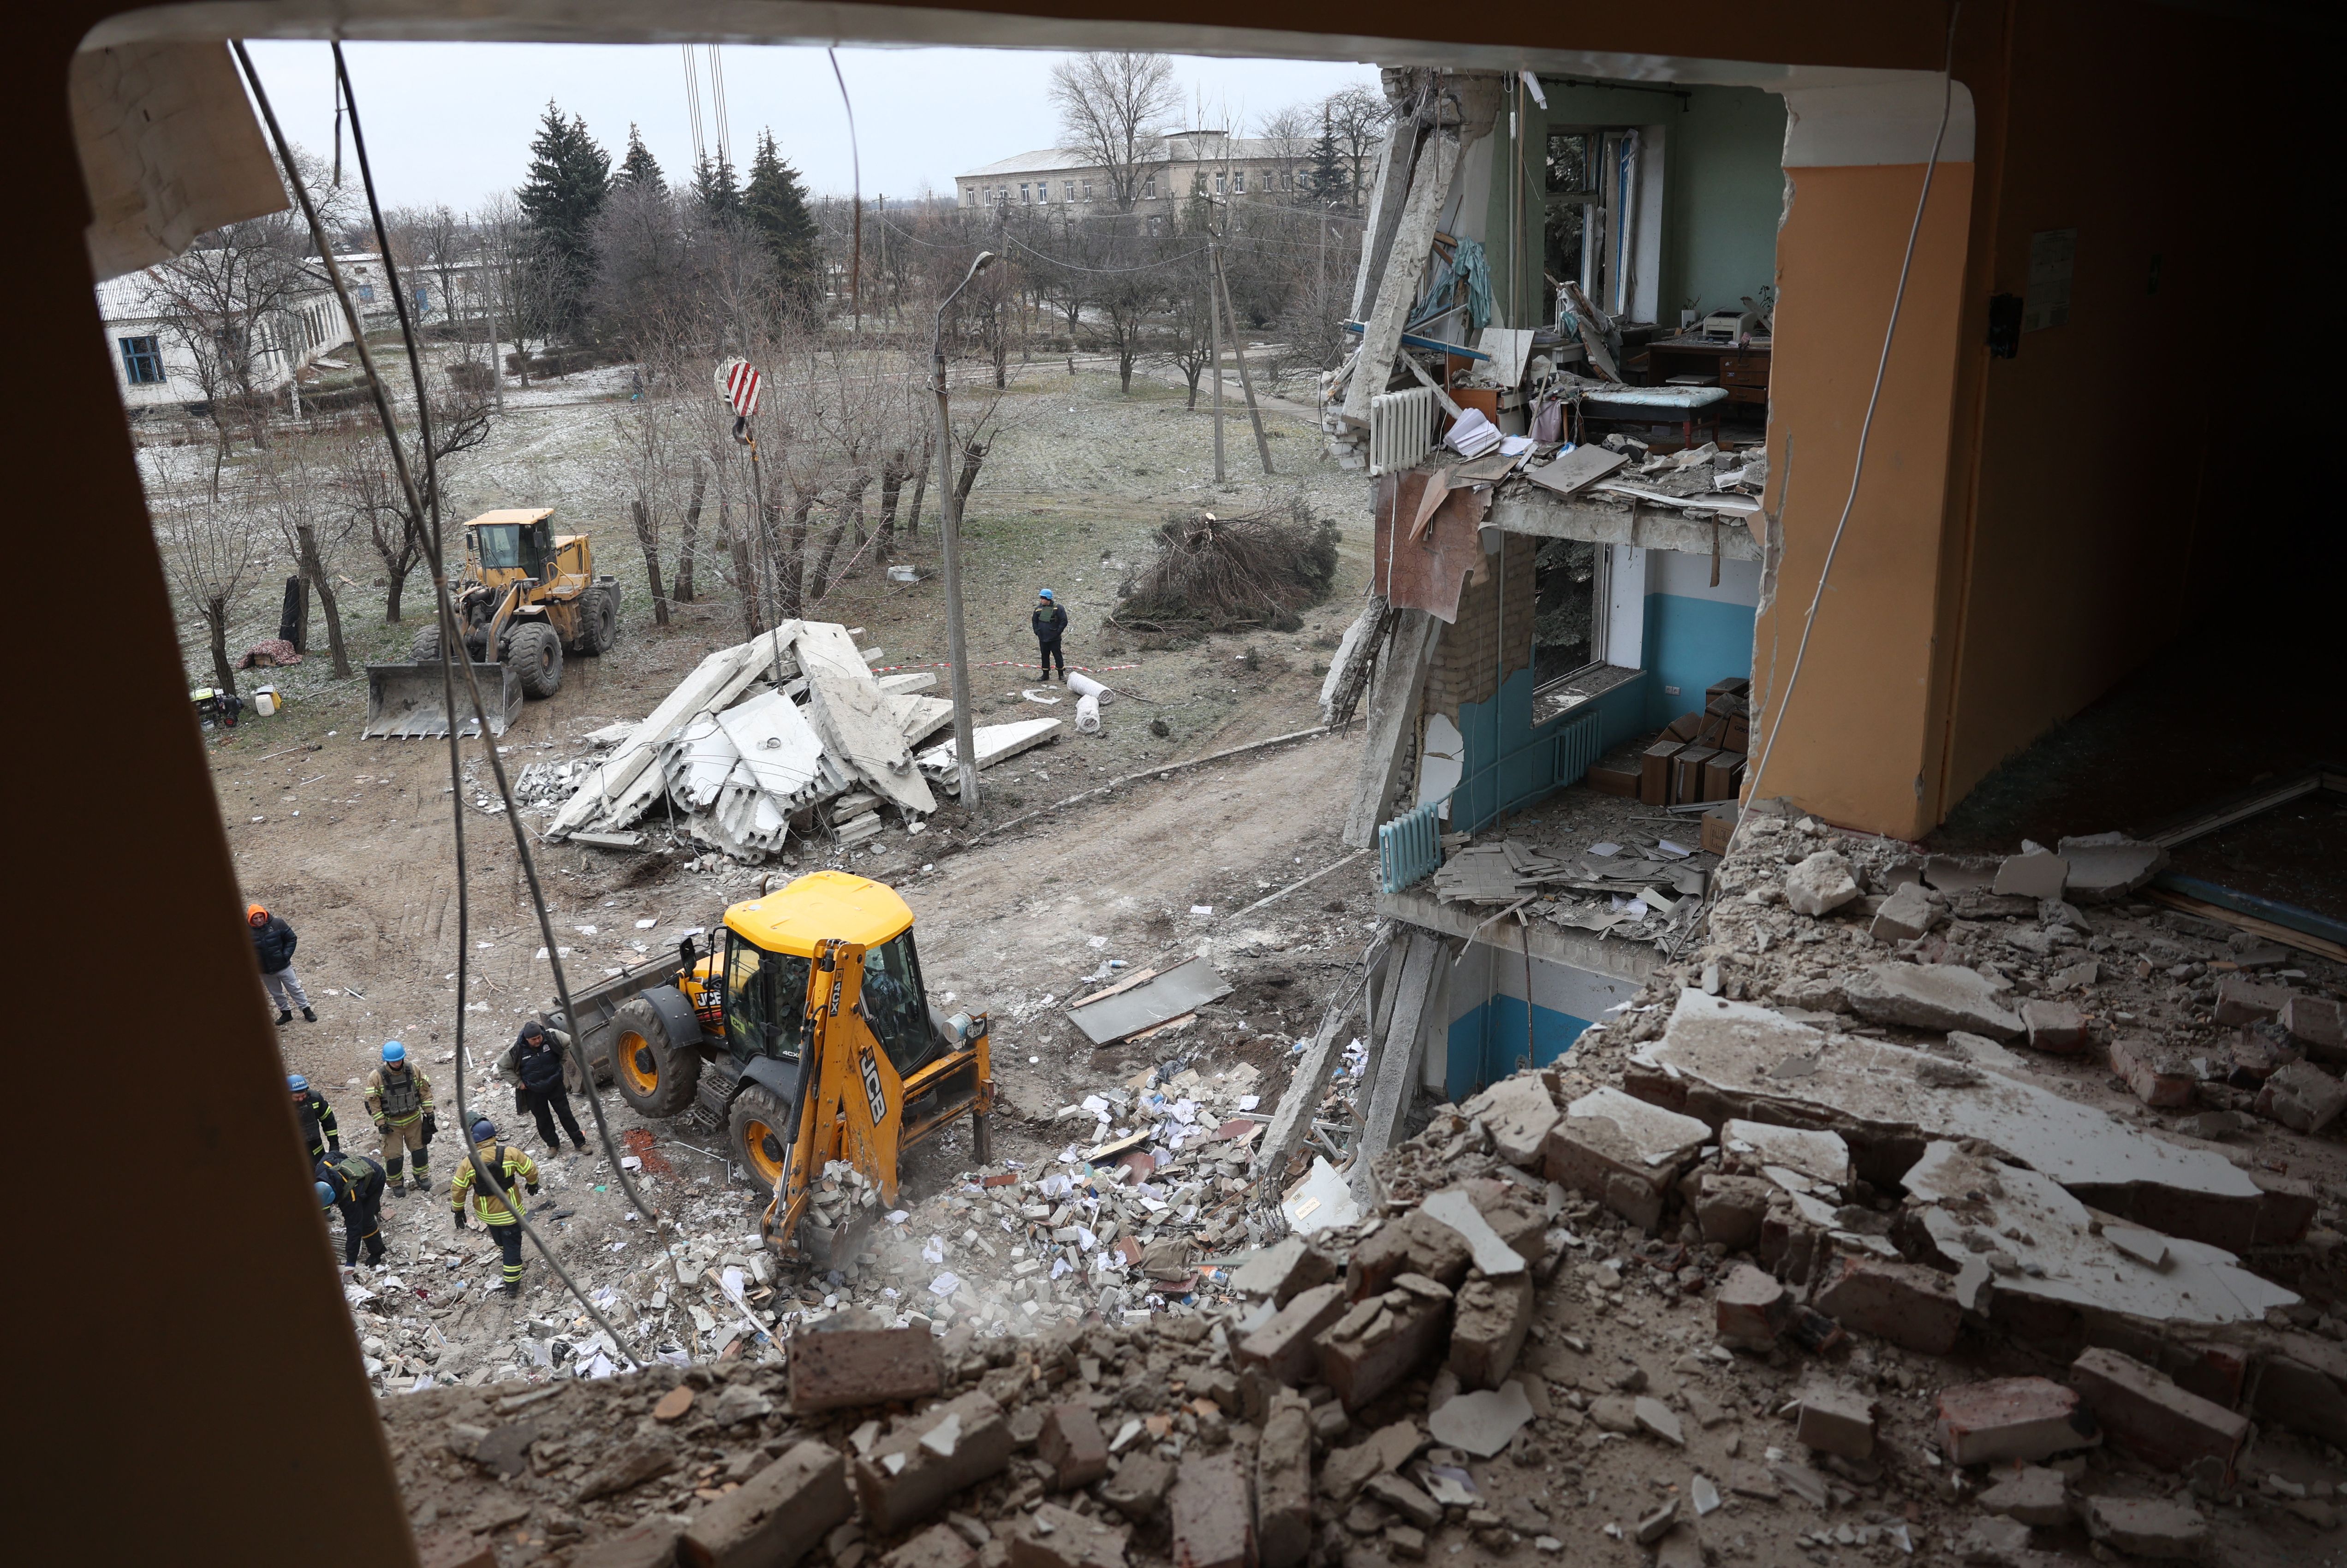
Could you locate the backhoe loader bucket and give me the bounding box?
[362,660,524,739]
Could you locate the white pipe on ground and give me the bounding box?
[1075,694,1102,734]
[1066,671,1113,704]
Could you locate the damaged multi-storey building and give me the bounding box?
[25,3,2340,1568]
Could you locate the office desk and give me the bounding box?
[1643,335,1772,406]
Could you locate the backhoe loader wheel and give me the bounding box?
[508,622,564,700]
[409,626,442,663]
[608,997,697,1117]
[574,587,619,656]
[728,1085,793,1194]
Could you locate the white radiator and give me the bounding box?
[1368,386,1436,476]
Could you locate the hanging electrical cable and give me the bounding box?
[235,41,693,1368]
[708,44,734,173]
[828,48,862,327]
[681,44,707,172]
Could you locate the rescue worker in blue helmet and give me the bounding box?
[1031,588,1068,683]
[452,1117,540,1297]
[316,1147,388,1267]
[365,1041,436,1196]
[288,1073,340,1165]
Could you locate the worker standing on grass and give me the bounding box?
[316,1148,388,1268]
[247,902,316,1024]
[451,1117,539,1297]
[1031,588,1069,682]
[365,1041,437,1196]
[500,1019,588,1155]
[288,1074,340,1164]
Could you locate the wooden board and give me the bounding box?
[1525,445,1627,497]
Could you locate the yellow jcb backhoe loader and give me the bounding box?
[551,871,993,1266]
[363,507,621,737]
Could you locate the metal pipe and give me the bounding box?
[933,252,995,809]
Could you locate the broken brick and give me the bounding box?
[2212,973,2287,1026]
[1009,1504,1128,1568]
[2021,999,2087,1054]
[1458,1075,1561,1169]
[574,1435,679,1503]
[2082,1496,2208,1559]
[2282,993,2346,1059]
[2109,1034,2196,1109]
[1100,1452,1174,1521]
[1363,1473,1442,1530]
[1037,1404,1109,1492]
[854,1392,1012,1534]
[1346,1212,1471,1299]
[1692,1173,1774,1252]
[1811,1254,1962,1356]
[1795,1384,1875,1460]
[1978,1467,2069,1527]
[1228,1237,1334,1307]
[1713,1263,1789,1349]
[1317,1420,1425,1504]
[885,1524,978,1568]
[1935,1378,2092,1467]
[2255,1060,2347,1134]
[1255,1396,1313,1568]
[685,1440,853,1568]
[1541,1087,1708,1233]
[2253,1171,2319,1245]
[1168,1452,1255,1568]
[2072,1348,2247,1480]
[1447,1273,1533,1391]
[1316,1275,1453,1412]
[2251,1347,2347,1450]
[1236,1282,1348,1386]
[789,1326,943,1413]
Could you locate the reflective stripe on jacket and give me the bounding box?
[451,1141,539,1224]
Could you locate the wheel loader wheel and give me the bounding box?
[574,587,619,656]
[508,622,564,700]
[409,626,442,663]
[608,997,698,1117]
[728,1085,794,1194]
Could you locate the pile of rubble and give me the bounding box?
[1431,831,1716,944]
[538,624,1061,863]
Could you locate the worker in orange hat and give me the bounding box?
[246,901,315,1024]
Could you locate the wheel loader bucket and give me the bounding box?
[362,661,524,739]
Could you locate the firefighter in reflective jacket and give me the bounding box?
[365,1041,437,1195]
[451,1117,539,1297]
[316,1149,388,1267]
[289,1073,341,1164]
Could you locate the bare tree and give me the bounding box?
[1256,103,1317,197]
[339,385,498,623]
[387,203,470,327]
[1049,52,1179,214]
[154,486,271,695]
[602,396,689,627]
[252,422,363,678]
[1323,86,1395,206]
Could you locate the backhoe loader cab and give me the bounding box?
[360,507,622,738]
[559,871,992,1265]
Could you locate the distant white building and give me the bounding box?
[97,263,352,412]
[955,131,1311,222]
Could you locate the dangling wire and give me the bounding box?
[235,40,692,1369]
[681,45,707,172]
[828,48,862,329]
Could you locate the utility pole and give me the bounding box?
[1213,245,1275,476]
[933,251,995,810]
[1209,240,1225,484]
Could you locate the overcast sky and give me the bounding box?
[240,42,1379,213]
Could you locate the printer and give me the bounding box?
[1697,308,1760,343]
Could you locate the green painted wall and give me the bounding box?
[1485,81,1787,328]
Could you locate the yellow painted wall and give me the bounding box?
[1750,160,1976,839]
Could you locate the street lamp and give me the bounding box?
[932,250,994,811]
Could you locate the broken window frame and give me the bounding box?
[118,334,164,385]
[1545,125,1645,321]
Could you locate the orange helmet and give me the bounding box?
[246,902,269,926]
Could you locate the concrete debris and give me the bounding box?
[1782,850,1860,917]
[544,624,974,861]
[1543,1086,1708,1232]
[2071,1347,2249,1481]
[2255,1059,2347,1133]
[2054,832,2167,902]
[1936,1378,2095,1467]
[1794,1383,1875,1460]
[1977,1467,2070,1527]
[917,719,1065,792]
[1841,962,2025,1039]
[2081,1495,2209,1559]
[1424,1379,1534,1456]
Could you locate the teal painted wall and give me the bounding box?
[1642,592,1759,729]
[1449,667,1648,833]
[1445,998,1593,1102]
[1485,81,1787,329]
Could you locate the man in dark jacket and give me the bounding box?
[499,1019,587,1154]
[1031,588,1068,682]
[316,1149,388,1267]
[246,901,316,1024]
[289,1073,341,1164]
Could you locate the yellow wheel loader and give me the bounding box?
[550,871,994,1267]
[363,508,621,738]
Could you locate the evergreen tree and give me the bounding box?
[690,153,740,218]
[1303,115,1348,207]
[614,124,666,193]
[516,102,611,339]
[743,130,821,309]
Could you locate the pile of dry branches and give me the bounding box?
[1111,499,1339,633]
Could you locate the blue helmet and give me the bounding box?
[316,1181,336,1208]
[381,1041,406,1064]
[287,1073,308,1093]
[471,1118,497,1144]
[1038,588,1055,600]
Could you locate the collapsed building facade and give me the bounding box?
[28,4,2342,1568]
